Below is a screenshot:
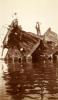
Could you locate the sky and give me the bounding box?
[0,0,58,41]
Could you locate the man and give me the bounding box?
[8,19,22,50]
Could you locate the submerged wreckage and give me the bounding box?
[2,18,58,62]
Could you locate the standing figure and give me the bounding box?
[36,22,41,36]
[8,18,22,50]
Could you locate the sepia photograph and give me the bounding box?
[0,0,58,100]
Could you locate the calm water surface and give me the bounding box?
[0,59,58,100]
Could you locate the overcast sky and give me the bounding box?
[0,0,58,37]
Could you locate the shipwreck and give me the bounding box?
[2,18,58,63]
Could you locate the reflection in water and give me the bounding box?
[0,59,58,100]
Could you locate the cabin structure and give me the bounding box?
[44,28,58,46]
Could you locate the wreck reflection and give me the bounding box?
[1,59,58,100]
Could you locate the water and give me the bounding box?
[0,59,58,100]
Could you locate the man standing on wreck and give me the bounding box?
[8,18,22,50]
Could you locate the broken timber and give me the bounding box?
[2,19,43,62]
